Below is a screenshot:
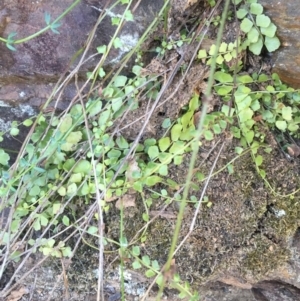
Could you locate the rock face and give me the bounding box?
[260,0,300,88]
[0,0,162,85]
[0,0,163,158]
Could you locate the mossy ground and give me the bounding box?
[101,130,300,290]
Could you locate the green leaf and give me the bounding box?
[132,246,140,256]
[219,119,227,129]
[247,27,260,43]
[258,74,270,82]
[63,158,75,171]
[162,118,171,128]
[234,85,251,102]
[251,99,260,111]
[6,43,16,51]
[132,65,142,75]
[133,181,143,192]
[240,18,253,33]
[156,274,164,287]
[282,106,292,121]
[259,169,266,178]
[113,37,123,49]
[158,137,171,152]
[66,131,82,144]
[116,135,129,149]
[40,214,48,227]
[111,17,121,26]
[222,104,233,117]
[243,131,254,144]
[148,145,159,160]
[70,173,82,183]
[10,127,19,136]
[275,120,287,131]
[62,246,72,257]
[204,130,214,141]
[171,124,182,141]
[62,215,70,226]
[227,163,234,174]
[45,12,51,25]
[158,152,172,164]
[29,185,41,196]
[249,36,263,55]
[169,141,185,154]
[214,71,233,83]
[288,123,299,132]
[261,22,277,38]
[213,123,222,134]
[87,226,98,235]
[236,8,248,19]
[52,203,61,214]
[87,100,102,117]
[264,36,280,52]
[208,44,217,55]
[181,111,193,129]
[152,260,160,270]
[219,42,227,53]
[236,95,252,111]
[145,176,162,186]
[114,75,127,87]
[145,269,156,278]
[237,74,254,84]
[50,22,61,34]
[132,260,142,269]
[23,119,33,126]
[124,10,134,21]
[189,94,199,111]
[255,155,263,166]
[174,155,183,165]
[97,45,107,54]
[73,160,91,175]
[232,0,243,4]
[198,49,207,59]
[57,186,66,196]
[98,109,111,126]
[67,183,77,195]
[250,3,263,15]
[144,138,157,146]
[235,147,243,154]
[158,165,168,176]
[0,149,10,165]
[224,52,232,62]
[142,255,150,266]
[111,97,123,113]
[7,32,17,43]
[142,213,149,222]
[59,115,73,133]
[107,149,121,159]
[240,108,254,124]
[214,85,233,96]
[256,14,271,27]
[216,55,224,64]
[86,72,94,80]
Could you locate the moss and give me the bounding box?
[243,236,290,278]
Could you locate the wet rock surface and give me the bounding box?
[0,0,163,159]
[260,0,300,88]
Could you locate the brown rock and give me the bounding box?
[260,0,300,88]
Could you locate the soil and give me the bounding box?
[2,1,300,301]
